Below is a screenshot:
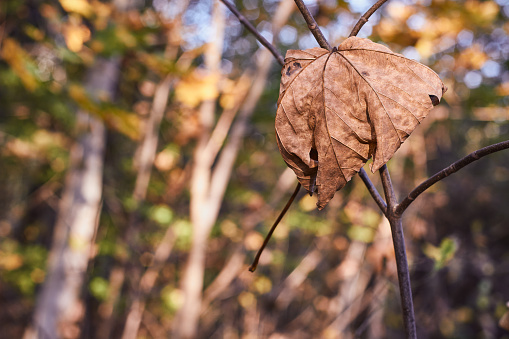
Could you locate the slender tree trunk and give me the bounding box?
[172,2,225,333]
[172,1,294,337]
[23,57,119,339]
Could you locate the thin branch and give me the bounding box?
[219,0,285,65]
[395,140,509,216]
[349,0,389,37]
[293,0,332,50]
[358,168,387,215]
[379,165,417,339]
[379,165,397,208]
[249,182,301,272]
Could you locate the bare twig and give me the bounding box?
[395,140,509,216]
[293,0,331,50]
[219,0,285,65]
[349,0,389,37]
[358,168,387,215]
[379,165,416,339]
[249,182,301,272]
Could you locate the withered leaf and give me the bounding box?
[275,37,447,210]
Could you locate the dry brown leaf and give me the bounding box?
[275,37,447,209]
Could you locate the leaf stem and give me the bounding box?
[218,0,285,66]
[349,0,389,37]
[379,165,417,339]
[395,140,509,216]
[249,182,301,272]
[293,0,332,51]
[358,168,387,216]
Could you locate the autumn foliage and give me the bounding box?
[0,0,508,338]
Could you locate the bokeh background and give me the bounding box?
[1,0,509,338]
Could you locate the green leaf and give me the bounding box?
[149,205,174,225]
[423,237,457,270]
[89,277,109,301]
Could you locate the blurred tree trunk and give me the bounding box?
[118,73,175,339]
[23,57,120,339]
[98,6,187,337]
[172,1,294,337]
[171,3,226,338]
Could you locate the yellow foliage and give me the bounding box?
[387,2,414,22]
[104,110,141,140]
[219,75,251,109]
[4,130,68,160]
[244,231,263,251]
[63,16,91,52]
[465,0,499,23]
[175,71,220,107]
[89,40,105,53]
[91,0,112,30]
[0,253,23,270]
[238,291,255,308]
[496,82,509,96]
[456,45,487,70]
[69,235,90,251]
[69,84,141,140]
[220,220,242,240]
[59,0,93,17]
[376,19,399,41]
[473,107,509,121]
[5,138,36,159]
[299,194,318,212]
[421,17,463,41]
[69,83,90,107]
[253,276,272,294]
[23,25,45,41]
[1,38,38,91]
[115,25,137,48]
[415,38,434,59]
[30,268,46,283]
[154,148,178,171]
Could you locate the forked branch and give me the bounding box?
[395,140,509,216]
[359,168,387,215]
[379,165,417,339]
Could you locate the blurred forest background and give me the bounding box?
[1,0,509,338]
